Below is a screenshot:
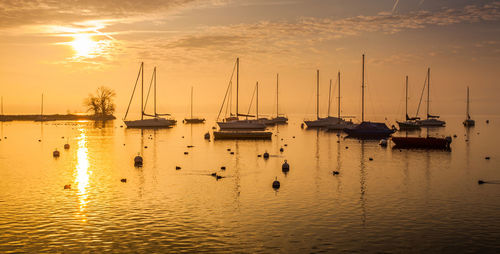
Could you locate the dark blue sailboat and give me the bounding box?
[344,54,395,139]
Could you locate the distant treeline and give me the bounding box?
[0,114,116,121]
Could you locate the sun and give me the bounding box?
[71,34,98,57]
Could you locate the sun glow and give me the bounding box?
[71,34,98,58]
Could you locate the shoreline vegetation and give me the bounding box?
[0,114,116,122]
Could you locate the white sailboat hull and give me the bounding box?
[124,118,177,128]
[417,118,445,127]
[217,120,266,130]
[304,117,344,128]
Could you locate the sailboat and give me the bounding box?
[34,94,49,122]
[124,62,176,128]
[396,76,421,130]
[268,73,288,124]
[216,58,266,131]
[463,86,475,127]
[416,68,445,127]
[343,54,395,139]
[304,70,344,128]
[326,71,356,131]
[184,86,205,124]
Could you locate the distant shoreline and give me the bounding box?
[0,114,116,122]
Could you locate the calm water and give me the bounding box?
[0,115,499,253]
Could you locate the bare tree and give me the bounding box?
[84,86,116,118]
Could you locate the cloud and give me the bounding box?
[0,0,214,29]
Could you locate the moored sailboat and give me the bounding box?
[397,76,421,130]
[326,71,356,131]
[268,73,288,124]
[416,68,445,127]
[463,86,475,127]
[124,63,176,128]
[304,70,344,128]
[184,86,205,124]
[216,58,266,131]
[343,54,395,139]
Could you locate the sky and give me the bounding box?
[0,0,499,119]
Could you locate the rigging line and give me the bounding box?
[415,72,428,117]
[143,68,155,114]
[246,83,258,117]
[224,81,232,118]
[216,61,237,121]
[123,63,142,120]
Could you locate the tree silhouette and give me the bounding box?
[84,86,116,117]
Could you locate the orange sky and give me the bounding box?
[0,0,499,119]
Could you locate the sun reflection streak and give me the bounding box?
[75,129,91,222]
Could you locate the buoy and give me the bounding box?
[64,184,71,189]
[123,144,126,146]
[221,166,226,170]
[227,148,231,151]
[181,136,184,138]
[478,180,486,184]
[53,149,60,157]
[485,156,490,160]
[212,126,216,130]
[230,151,234,155]
[486,120,489,124]
[204,132,210,139]
[175,166,181,170]
[379,139,387,147]
[38,139,41,142]
[292,136,295,138]
[120,125,123,128]
[184,152,188,155]
[272,177,280,189]
[284,144,288,147]
[187,145,194,148]
[345,146,349,149]
[61,136,64,139]
[64,144,70,149]
[453,134,457,138]
[257,154,262,157]
[369,157,373,161]
[134,154,143,166]
[263,152,269,159]
[144,146,148,148]
[301,123,304,129]
[281,138,283,141]
[282,160,290,172]
[332,171,339,175]
[120,178,127,183]
[280,147,284,152]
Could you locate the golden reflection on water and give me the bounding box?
[75,129,90,222]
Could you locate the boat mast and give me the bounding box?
[316,69,319,119]
[1,96,3,116]
[41,93,44,119]
[191,86,194,119]
[405,75,408,120]
[141,62,144,121]
[426,67,430,120]
[466,86,470,119]
[338,71,341,119]
[362,54,365,122]
[154,67,157,117]
[328,79,332,117]
[236,57,239,117]
[256,81,259,119]
[276,73,279,117]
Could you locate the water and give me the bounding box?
[0,116,499,253]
